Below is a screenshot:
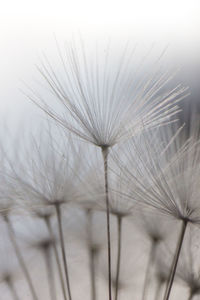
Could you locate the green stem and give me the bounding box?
[45,217,67,300]
[163,220,187,300]
[4,216,38,300]
[55,203,72,300]
[102,146,112,300]
[115,216,122,300]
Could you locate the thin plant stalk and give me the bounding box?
[89,247,96,300]
[45,216,67,300]
[115,216,122,300]
[155,279,164,300]
[55,203,72,300]
[163,220,188,300]
[87,209,97,300]
[142,242,155,300]
[102,146,112,300]
[4,216,39,300]
[5,279,20,300]
[188,290,194,300]
[42,245,57,300]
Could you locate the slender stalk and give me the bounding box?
[142,242,155,300]
[45,217,67,300]
[187,290,194,300]
[115,216,122,300]
[155,279,164,300]
[42,246,57,300]
[55,203,72,300]
[5,279,20,300]
[102,146,112,300]
[89,247,96,300]
[163,220,188,300]
[4,216,38,300]
[87,210,97,300]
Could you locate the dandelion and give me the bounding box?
[28,41,189,300]
[7,129,86,300]
[114,123,200,300]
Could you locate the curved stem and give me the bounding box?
[142,242,155,300]
[55,203,72,300]
[4,216,39,300]
[102,146,112,300]
[115,216,122,300]
[45,217,67,300]
[163,220,187,300]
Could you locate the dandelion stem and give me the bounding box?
[42,245,57,300]
[163,220,187,300]
[115,216,122,300]
[55,203,72,300]
[4,216,39,300]
[142,242,155,300]
[154,279,164,300]
[102,146,112,300]
[89,246,97,300]
[187,290,194,300]
[87,209,97,300]
[45,216,67,300]
[5,278,20,300]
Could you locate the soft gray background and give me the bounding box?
[0,0,199,129]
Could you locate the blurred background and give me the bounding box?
[0,0,199,129]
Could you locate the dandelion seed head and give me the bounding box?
[30,41,189,148]
[114,123,200,224]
